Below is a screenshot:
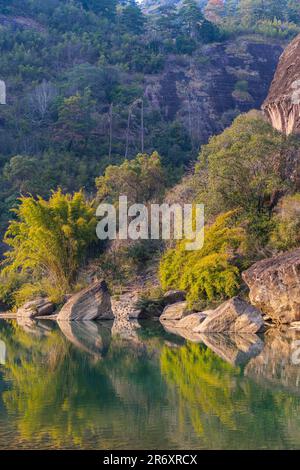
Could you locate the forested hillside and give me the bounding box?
[1,0,300,309]
[0,0,298,234]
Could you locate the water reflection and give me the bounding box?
[0,319,300,449]
[199,333,264,367]
[58,320,113,359]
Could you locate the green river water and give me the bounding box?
[0,318,300,450]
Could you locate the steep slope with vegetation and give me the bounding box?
[0,0,291,235]
[1,0,300,311]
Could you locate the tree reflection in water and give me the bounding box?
[1,320,300,449]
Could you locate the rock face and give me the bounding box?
[16,298,55,319]
[57,280,114,321]
[111,293,142,320]
[0,14,45,32]
[243,249,300,324]
[195,297,264,334]
[144,37,283,148]
[160,302,190,322]
[263,33,300,135]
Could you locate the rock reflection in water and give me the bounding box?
[199,333,264,367]
[17,317,55,337]
[245,328,300,392]
[58,320,113,359]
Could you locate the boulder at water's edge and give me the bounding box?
[57,280,114,321]
[242,249,300,324]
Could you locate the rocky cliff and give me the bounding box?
[263,33,300,135]
[145,37,283,146]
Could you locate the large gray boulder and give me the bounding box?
[57,280,114,321]
[16,298,55,319]
[242,249,300,324]
[195,297,264,334]
[161,312,209,342]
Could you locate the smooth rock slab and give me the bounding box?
[57,280,114,321]
[195,297,264,334]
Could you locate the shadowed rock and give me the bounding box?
[163,290,186,305]
[17,298,55,319]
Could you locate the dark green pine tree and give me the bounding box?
[179,0,205,38]
[120,0,146,35]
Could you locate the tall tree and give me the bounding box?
[53,89,98,153]
[120,0,146,35]
[179,0,205,38]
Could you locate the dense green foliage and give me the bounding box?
[0,189,96,305]
[1,1,300,308]
[218,0,300,37]
[96,151,167,205]
[0,0,220,231]
[159,111,300,306]
[0,0,298,235]
[160,211,245,307]
[193,111,300,256]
